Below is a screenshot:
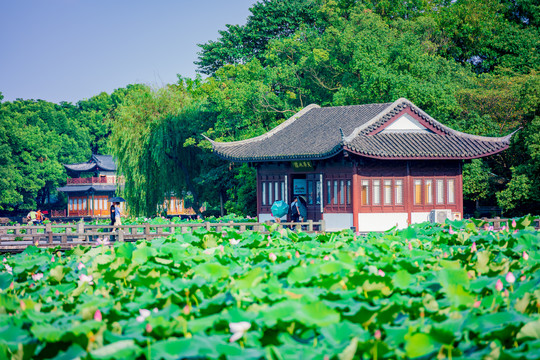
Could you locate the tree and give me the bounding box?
[196,0,321,75]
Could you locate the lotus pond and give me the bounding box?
[1,217,539,360]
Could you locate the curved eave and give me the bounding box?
[212,145,344,163]
[344,143,510,160]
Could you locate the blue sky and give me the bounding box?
[0,0,256,103]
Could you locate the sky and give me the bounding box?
[0,0,256,104]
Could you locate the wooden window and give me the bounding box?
[361,180,369,205]
[436,179,444,204]
[268,182,273,204]
[347,180,351,205]
[327,180,332,205]
[395,180,403,205]
[83,199,86,210]
[262,182,267,205]
[315,180,321,205]
[414,179,422,205]
[69,199,73,211]
[373,180,381,205]
[340,180,345,204]
[384,180,392,205]
[281,182,285,202]
[425,180,433,204]
[333,181,338,205]
[307,180,314,204]
[274,182,279,201]
[447,179,455,204]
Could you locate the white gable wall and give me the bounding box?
[382,113,430,132]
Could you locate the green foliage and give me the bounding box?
[1,219,539,359]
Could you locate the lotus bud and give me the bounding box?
[374,330,381,340]
[512,219,517,228]
[145,323,152,333]
[471,242,477,253]
[495,279,503,292]
[505,272,515,284]
[295,251,300,258]
[94,309,102,322]
[473,300,481,308]
[323,255,330,261]
[408,242,412,251]
[269,253,277,262]
[378,269,385,277]
[449,226,455,235]
[523,251,529,260]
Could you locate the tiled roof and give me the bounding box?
[92,155,116,171]
[209,98,513,161]
[57,185,118,193]
[64,154,117,172]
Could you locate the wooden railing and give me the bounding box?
[66,177,116,185]
[0,220,326,251]
[479,217,540,230]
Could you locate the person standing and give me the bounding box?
[109,201,116,241]
[290,197,300,223]
[114,202,122,226]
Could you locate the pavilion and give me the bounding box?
[207,98,514,231]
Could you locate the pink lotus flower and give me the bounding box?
[96,237,110,246]
[77,262,85,270]
[495,279,503,292]
[32,273,43,281]
[269,253,277,262]
[521,275,526,281]
[4,264,13,275]
[501,225,506,232]
[229,238,240,245]
[323,255,330,261]
[378,269,385,277]
[295,251,300,258]
[229,321,251,343]
[20,300,26,311]
[2,257,6,263]
[79,274,94,284]
[473,300,481,308]
[374,330,381,340]
[514,229,518,234]
[449,226,455,235]
[94,309,102,321]
[145,323,152,333]
[408,242,412,251]
[183,305,190,315]
[506,272,516,284]
[443,252,449,258]
[55,289,60,296]
[471,242,477,252]
[523,251,529,260]
[136,309,151,322]
[512,219,517,228]
[51,256,55,263]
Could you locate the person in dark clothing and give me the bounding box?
[290,197,301,223]
[109,202,116,241]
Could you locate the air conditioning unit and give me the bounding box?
[429,209,452,223]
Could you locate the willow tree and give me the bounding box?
[108,83,210,217]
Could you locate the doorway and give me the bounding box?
[290,173,322,222]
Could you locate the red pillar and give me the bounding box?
[352,164,360,231]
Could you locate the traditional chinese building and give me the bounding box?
[57,155,194,218]
[207,98,514,231]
